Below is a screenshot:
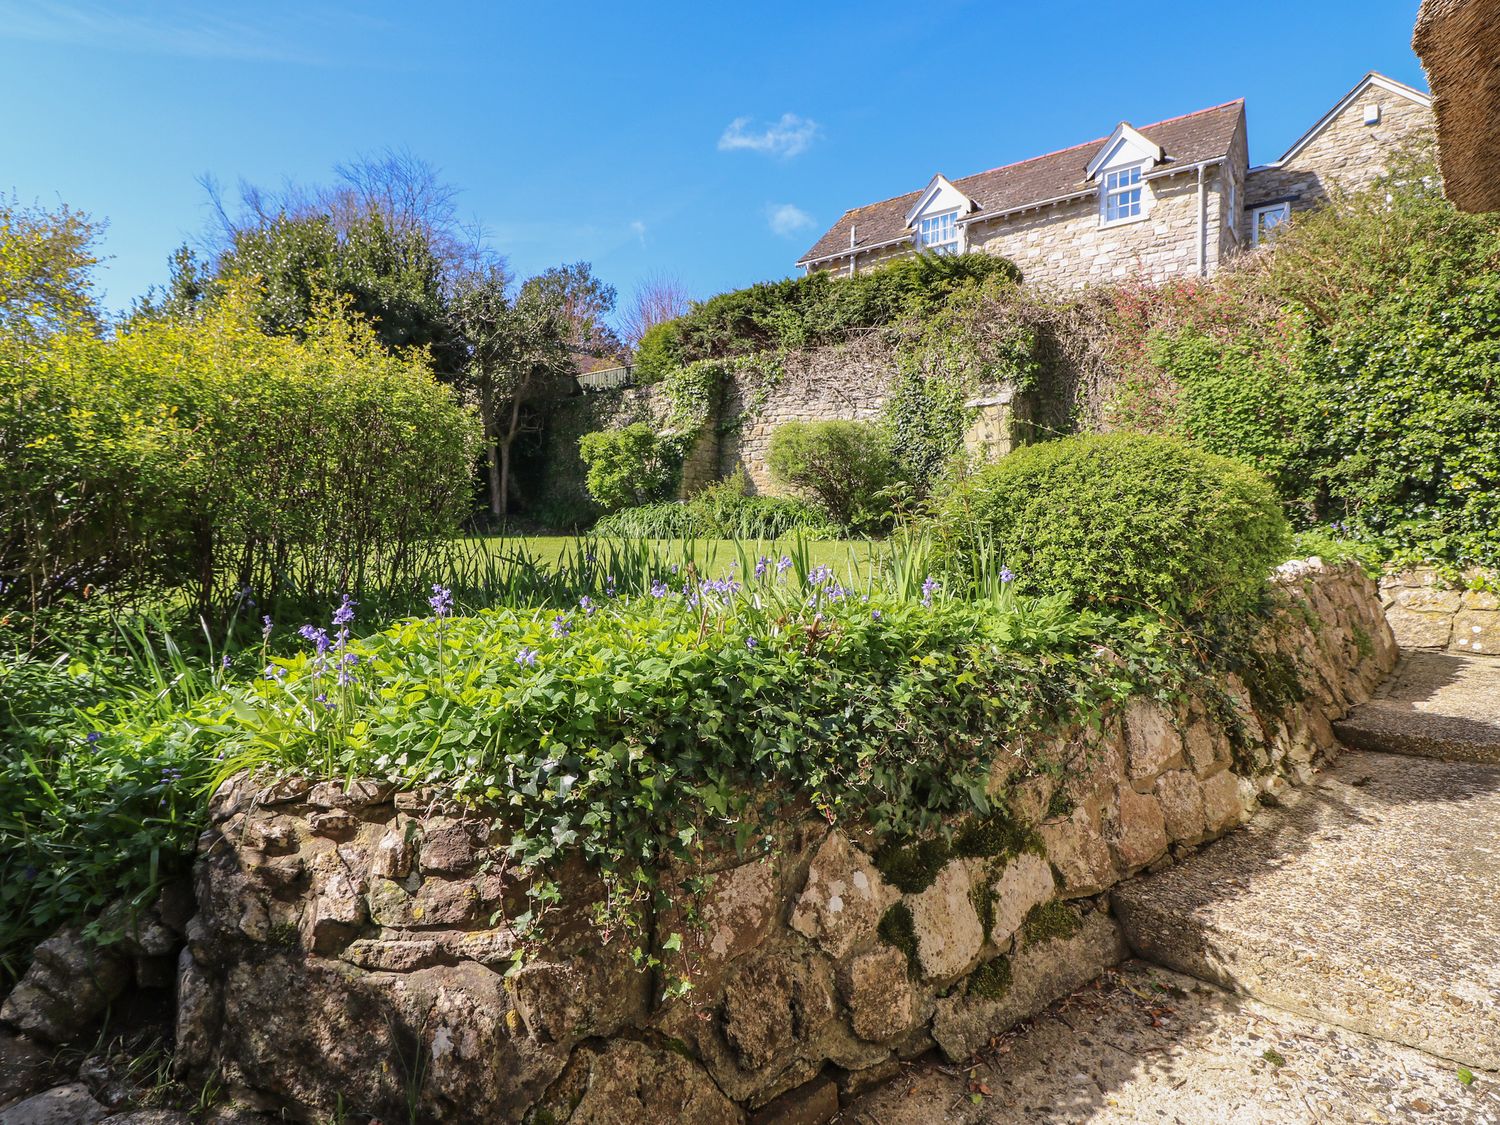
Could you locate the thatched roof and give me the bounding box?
[1414,0,1500,212]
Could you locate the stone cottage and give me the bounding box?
[798,73,1433,288]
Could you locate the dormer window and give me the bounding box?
[917,211,958,254]
[1103,166,1144,223]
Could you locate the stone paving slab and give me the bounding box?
[837,963,1498,1124]
[1111,750,1500,1070]
[1334,651,1500,764]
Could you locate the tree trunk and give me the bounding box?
[480,386,502,517]
[497,393,524,519]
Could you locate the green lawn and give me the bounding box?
[455,534,889,580]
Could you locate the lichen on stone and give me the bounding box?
[1019,900,1081,947]
[969,881,996,941]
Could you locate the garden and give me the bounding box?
[1,138,1497,1117]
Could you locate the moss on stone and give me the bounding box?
[877,902,920,975]
[1045,786,1075,821]
[1352,623,1374,660]
[953,807,1042,862]
[1020,900,1082,948]
[969,881,996,941]
[873,837,951,894]
[967,955,1012,1001]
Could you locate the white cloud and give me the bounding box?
[629,220,648,246]
[767,203,815,238]
[719,113,821,159]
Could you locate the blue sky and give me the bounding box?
[1,1,1428,319]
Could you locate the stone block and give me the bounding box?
[1123,698,1184,781]
[839,946,915,1043]
[1450,609,1498,655]
[0,1081,109,1124]
[907,861,984,981]
[1155,770,1208,844]
[1200,770,1248,835]
[1039,806,1119,898]
[1391,586,1462,613]
[1384,606,1452,649]
[988,853,1055,944]
[1111,786,1169,871]
[749,1075,839,1125]
[789,832,895,960]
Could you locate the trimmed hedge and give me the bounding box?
[930,433,1290,620]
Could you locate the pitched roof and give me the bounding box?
[798,100,1245,266]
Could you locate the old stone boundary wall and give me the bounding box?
[44,562,1385,1123]
[1380,567,1499,658]
[538,334,1039,513]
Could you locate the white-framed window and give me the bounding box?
[1252,202,1291,245]
[916,210,958,254]
[1102,165,1144,224]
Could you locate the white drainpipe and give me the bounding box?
[1197,163,1207,278]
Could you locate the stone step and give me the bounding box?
[1110,750,1500,1072]
[837,962,1497,1123]
[1334,650,1500,764]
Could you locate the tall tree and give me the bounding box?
[450,267,573,517]
[0,197,102,348]
[520,262,622,362]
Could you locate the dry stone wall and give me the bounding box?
[1380,567,1499,657]
[141,562,1394,1124]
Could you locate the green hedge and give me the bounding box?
[767,421,902,532]
[930,433,1290,620]
[593,473,837,539]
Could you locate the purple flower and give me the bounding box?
[579,595,596,616]
[605,575,617,597]
[261,615,274,639]
[776,556,793,575]
[551,614,571,638]
[331,593,357,628]
[871,609,883,621]
[649,579,670,598]
[745,636,759,650]
[755,556,771,578]
[85,731,101,744]
[515,647,539,667]
[807,565,834,586]
[263,664,287,682]
[429,584,453,618]
[999,566,1015,584]
[298,625,332,655]
[221,654,231,670]
[920,576,940,607]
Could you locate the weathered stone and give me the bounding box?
[241,816,296,855]
[1384,605,1454,650]
[506,951,648,1045]
[369,830,413,879]
[0,929,129,1045]
[907,861,983,981]
[748,1074,839,1125]
[720,952,834,1075]
[256,777,312,806]
[172,949,221,1074]
[987,853,1055,945]
[0,1082,109,1124]
[1038,806,1118,898]
[1451,609,1498,655]
[1392,586,1462,613]
[1154,769,1208,844]
[418,821,482,875]
[306,811,358,838]
[1200,770,1248,835]
[537,1039,744,1124]
[1463,588,1500,611]
[1111,785,1169,871]
[99,1112,194,1124]
[339,937,445,973]
[788,831,895,959]
[0,1031,52,1109]
[366,874,501,928]
[697,859,777,963]
[839,946,915,1043]
[306,779,392,810]
[1123,698,1184,781]
[930,910,1127,1061]
[300,861,366,954]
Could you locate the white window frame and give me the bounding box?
[1251,202,1291,246]
[916,209,960,255]
[1100,163,1147,227]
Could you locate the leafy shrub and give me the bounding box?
[0,286,480,613]
[637,253,1020,376]
[577,422,679,511]
[767,421,902,532]
[593,471,838,539]
[930,433,1290,621]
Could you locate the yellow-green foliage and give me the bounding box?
[0,283,480,609]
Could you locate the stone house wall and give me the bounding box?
[138,562,1394,1124]
[962,166,1225,290]
[1380,567,1499,657]
[1245,92,1434,215]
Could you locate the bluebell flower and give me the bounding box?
[999,566,1015,584]
[649,579,670,598]
[777,556,793,575]
[745,636,759,650]
[261,615,274,639]
[515,646,539,667]
[221,654,231,670]
[331,593,357,628]
[579,595,596,616]
[605,575,617,597]
[871,609,883,621]
[808,565,834,586]
[755,556,771,578]
[85,731,101,744]
[920,576,940,607]
[299,625,332,655]
[551,614,571,638]
[429,584,453,618]
[22,865,38,882]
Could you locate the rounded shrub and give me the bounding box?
[930,433,1291,620]
[767,420,900,533]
